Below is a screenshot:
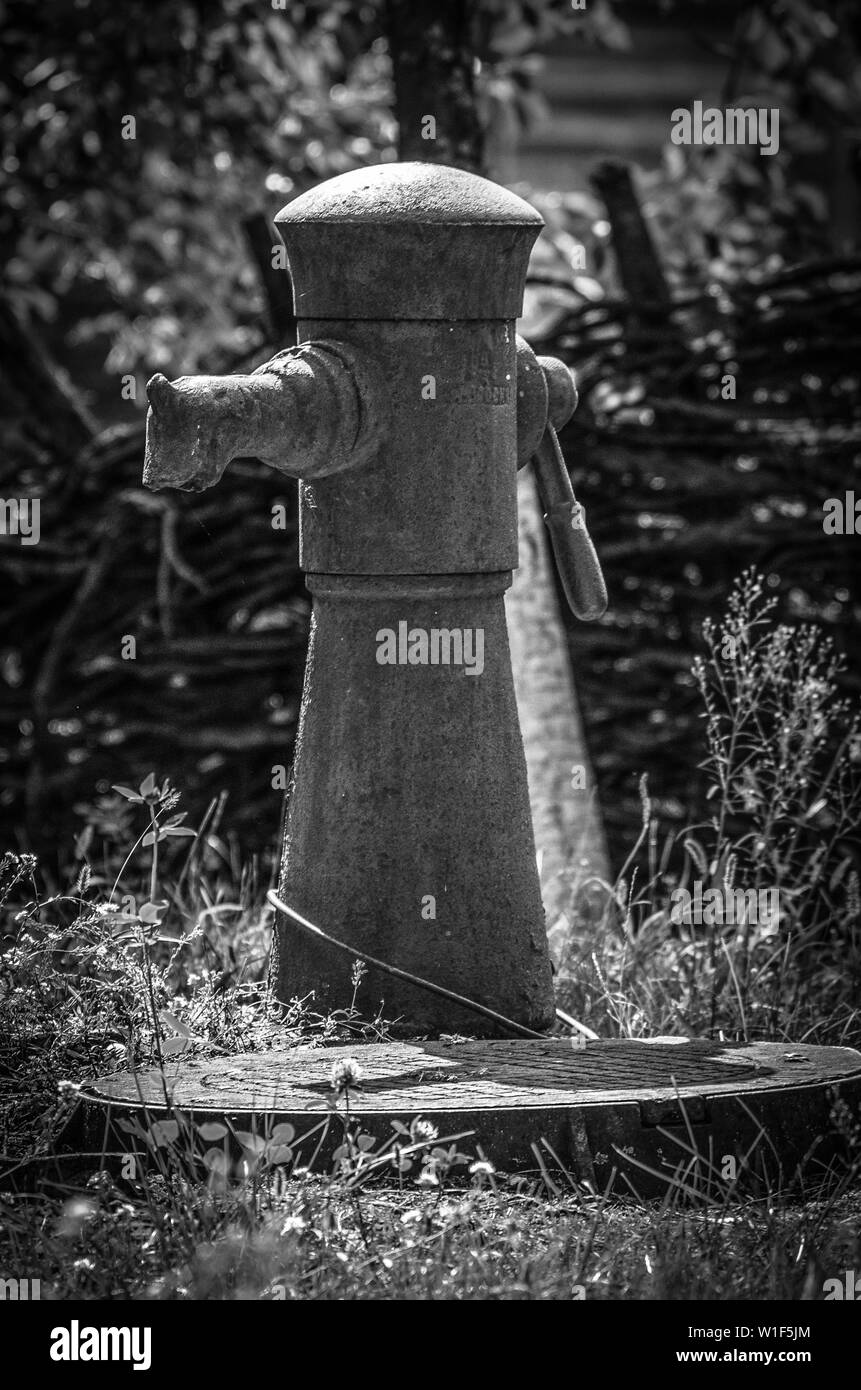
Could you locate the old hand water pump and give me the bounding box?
[144,162,606,1035]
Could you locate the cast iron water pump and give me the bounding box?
[144,162,606,1035]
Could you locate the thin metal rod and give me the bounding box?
[267,889,548,1040]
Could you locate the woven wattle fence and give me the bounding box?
[1,416,307,864]
[538,250,861,864]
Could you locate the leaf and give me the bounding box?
[162,826,197,838]
[572,274,605,303]
[202,1148,229,1173]
[141,831,156,847]
[234,1131,266,1154]
[112,932,139,948]
[590,0,632,51]
[139,901,166,923]
[269,1123,295,1145]
[139,772,157,798]
[356,1134,376,1152]
[159,1009,192,1038]
[198,1122,228,1142]
[489,21,535,57]
[112,785,144,803]
[683,837,708,877]
[74,824,94,859]
[148,1120,179,1147]
[808,70,852,113]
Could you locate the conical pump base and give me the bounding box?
[272,573,556,1035]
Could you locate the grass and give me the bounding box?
[2,1156,860,1300]
[556,569,861,1049]
[1,570,860,1301]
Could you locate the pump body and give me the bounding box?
[144,161,606,1035]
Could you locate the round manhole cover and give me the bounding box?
[86,1037,773,1111]
[76,1038,861,1196]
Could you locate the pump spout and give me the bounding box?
[143,341,385,492]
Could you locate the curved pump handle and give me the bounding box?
[529,354,608,623]
[532,421,608,623]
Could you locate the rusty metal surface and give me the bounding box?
[297,320,520,575]
[144,341,385,492]
[514,336,548,466]
[140,158,596,1037]
[275,162,542,321]
[274,573,556,1034]
[78,1040,861,1194]
[81,1039,861,1114]
[537,354,579,430]
[533,428,608,622]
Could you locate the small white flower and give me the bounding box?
[469,1159,495,1178]
[330,1057,363,1092]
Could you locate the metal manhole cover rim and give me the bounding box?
[77,1039,861,1115]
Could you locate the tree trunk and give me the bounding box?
[591,160,673,316]
[385,0,484,173]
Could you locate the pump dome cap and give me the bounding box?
[275,161,544,321]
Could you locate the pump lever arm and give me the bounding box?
[531,421,607,622]
[516,342,607,622]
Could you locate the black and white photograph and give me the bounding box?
[1,0,860,1349]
